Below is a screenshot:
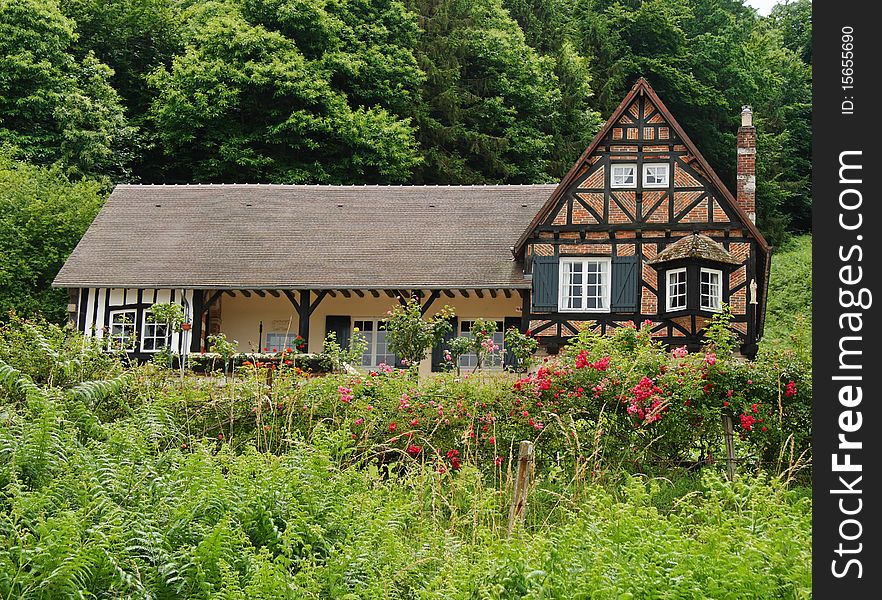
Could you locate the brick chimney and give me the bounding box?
[736,106,756,223]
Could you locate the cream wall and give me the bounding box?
[216,291,523,376]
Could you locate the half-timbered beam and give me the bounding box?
[253,290,266,298]
[224,290,236,297]
[420,290,441,316]
[353,289,365,298]
[489,289,497,298]
[503,289,512,298]
[458,289,470,298]
[283,290,300,314]
[309,290,327,314]
[339,289,352,298]
[442,289,455,298]
[327,290,337,298]
[474,289,484,299]
[267,290,280,298]
[370,290,380,298]
[384,290,397,298]
[241,290,252,298]
[201,290,224,314]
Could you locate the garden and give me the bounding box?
[0,299,812,598]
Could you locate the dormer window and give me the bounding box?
[611,164,637,188]
[643,164,669,187]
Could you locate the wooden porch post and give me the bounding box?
[190,290,204,353]
[519,289,531,333]
[299,290,310,349]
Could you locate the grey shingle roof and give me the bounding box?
[53,184,558,289]
[647,233,741,266]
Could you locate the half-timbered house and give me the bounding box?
[53,79,771,374]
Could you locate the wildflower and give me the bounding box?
[672,346,688,359]
[494,456,503,466]
[704,352,717,366]
[286,347,293,353]
[444,350,452,361]
[217,433,224,440]
[389,422,397,432]
[785,381,797,397]
[338,386,354,403]
[366,405,374,411]
[406,444,422,456]
[354,418,364,426]
[488,436,496,445]
[400,358,409,366]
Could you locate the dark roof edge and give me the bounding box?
[52,283,533,290]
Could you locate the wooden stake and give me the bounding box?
[722,414,736,481]
[508,440,534,533]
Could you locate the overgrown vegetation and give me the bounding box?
[0,317,810,597]
[763,234,812,354]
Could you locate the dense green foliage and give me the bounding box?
[762,234,812,353]
[0,154,105,322]
[0,0,812,321]
[3,0,809,225]
[0,319,811,597]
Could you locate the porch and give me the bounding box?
[192,288,528,376]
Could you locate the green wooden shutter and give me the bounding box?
[531,256,559,312]
[431,316,458,372]
[611,256,639,312]
[325,315,351,349]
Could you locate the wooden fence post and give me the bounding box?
[722,414,736,481]
[508,440,534,533]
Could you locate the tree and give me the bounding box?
[0,152,105,323]
[147,0,423,183]
[0,0,134,179]
[572,0,812,244]
[408,0,565,183]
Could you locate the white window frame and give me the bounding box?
[558,258,611,313]
[353,319,396,368]
[107,309,137,351]
[666,268,688,312]
[140,309,169,353]
[610,164,637,188]
[263,332,300,353]
[700,268,723,312]
[458,320,505,370]
[643,163,669,188]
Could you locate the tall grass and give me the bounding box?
[0,320,812,598]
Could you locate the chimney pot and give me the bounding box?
[741,105,753,127]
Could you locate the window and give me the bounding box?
[559,258,611,312]
[666,268,687,311]
[643,163,669,187]
[264,332,300,353]
[611,164,637,188]
[459,320,505,369]
[354,320,396,367]
[107,310,137,351]
[700,269,723,311]
[141,310,169,352]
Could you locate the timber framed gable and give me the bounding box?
[518,78,772,357]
